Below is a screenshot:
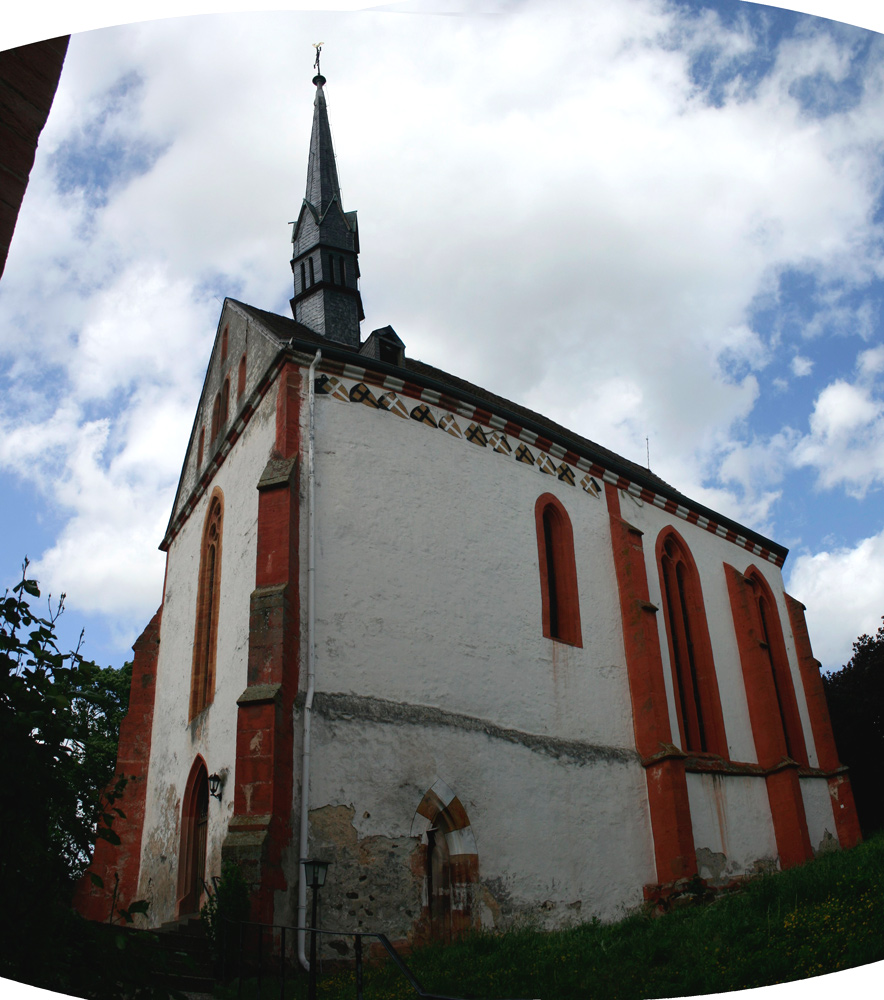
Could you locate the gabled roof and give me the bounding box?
[226,299,787,564]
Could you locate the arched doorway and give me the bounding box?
[410,779,479,942]
[426,825,452,941]
[178,757,210,917]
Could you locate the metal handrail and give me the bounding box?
[220,916,531,1000]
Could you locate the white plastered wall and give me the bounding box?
[800,777,840,855]
[299,388,657,928]
[136,385,277,925]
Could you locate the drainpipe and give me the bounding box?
[298,348,321,971]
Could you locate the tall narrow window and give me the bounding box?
[534,493,582,647]
[211,393,221,442]
[328,254,335,284]
[745,569,808,766]
[657,529,727,756]
[197,427,205,468]
[308,257,315,285]
[220,377,230,427]
[190,491,223,719]
[338,256,347,286]
[237,354,247,400]
[300,262,306,293]
[221,325,229,362]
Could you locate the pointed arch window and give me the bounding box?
[190,491,223,719]
[744,569,809,766]
[237,354,247,400]
[657,529,727,756]
[220,377,230,427]
[211,394,220,442]
[534,493,582,647]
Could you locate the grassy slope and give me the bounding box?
[234,833,884,1000]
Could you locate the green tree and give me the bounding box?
[823,618,884,836]
[0,560,151,995]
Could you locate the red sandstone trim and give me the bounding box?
[74,608,162,923]
[226,368,303,924]
[655,527,728,758]
[604,483,697,882]
[189,489,223,720]
[534,492,582,647]
[785,594,862,848]
[724,564,812,867]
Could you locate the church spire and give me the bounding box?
[290,47,363,348]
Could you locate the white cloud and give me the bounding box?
[787,528,884,668]
[3,2,884,651]
[792,362,884,495]
[791,354,814,376]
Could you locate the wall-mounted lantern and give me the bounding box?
[208,773,224,800]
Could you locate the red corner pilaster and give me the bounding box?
[724,565,812,867]
[74,608,161,922]
[785,594,862,849]
[224,364,302,924]
[605,484,697,882]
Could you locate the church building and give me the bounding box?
[77,63,862,960]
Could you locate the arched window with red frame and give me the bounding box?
[211,392,220,442]
[744,568,809,767]
[220,377,230,427]
[656,528,728,757]
[237,353,247,400]
[534,493,582,647]
[190,490,223,719]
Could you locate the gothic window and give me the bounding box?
[190,491,223,719]
[220,377,230,427]
[744,569,809,766]
[197,427,205,468]
[237,354,247,400]
[657,529,727,756]
[221,325,228,362]
[534,493,582,647]
[211,393,221,442]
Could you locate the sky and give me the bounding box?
[2,0,884,677]
[2,6,884,1000]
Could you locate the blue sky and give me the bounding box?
[2,0,884,679]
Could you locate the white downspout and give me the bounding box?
[298,348,321,971]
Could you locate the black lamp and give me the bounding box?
[302,858,331,1000]
[208,773,223,800]
[302,857,330,889]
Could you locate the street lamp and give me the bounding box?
[302,858,330,1000]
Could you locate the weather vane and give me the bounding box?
[312,42,323,77]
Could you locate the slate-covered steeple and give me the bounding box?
[290,63,363,348]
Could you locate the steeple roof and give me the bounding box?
[304,74,341,218]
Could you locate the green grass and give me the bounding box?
[222,833,884,1000]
